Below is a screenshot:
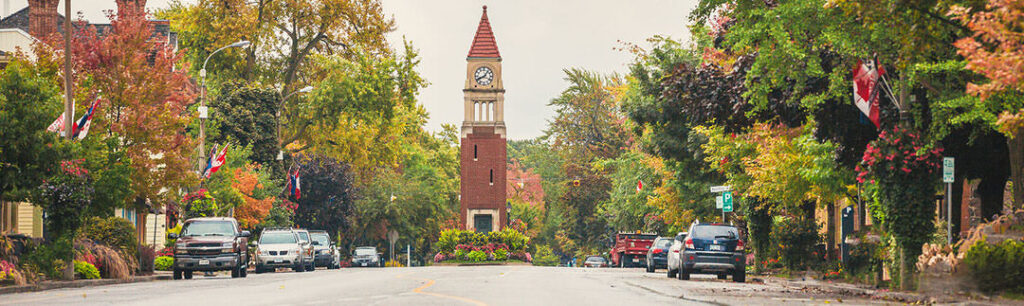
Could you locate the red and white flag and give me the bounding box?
[46,113,67,134]
[74,97,101,140]
[852,59,884,128]
[203,144,229,179]
[636,179,643,193]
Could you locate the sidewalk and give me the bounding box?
[0,271,172,295]
[762,276,945,304]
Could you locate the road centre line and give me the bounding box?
[395,272,488,306]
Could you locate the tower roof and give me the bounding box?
[467,5,500,58]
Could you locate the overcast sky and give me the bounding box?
[4,0,699,140]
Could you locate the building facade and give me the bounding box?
[460,6,507,233]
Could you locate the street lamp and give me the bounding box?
[198,40,251,154]
[276,85,314,164]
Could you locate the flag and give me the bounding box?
[46,112,66,133]
[636,179,643,193]
[201,144,218,178]
[852,59,884,128]
[288,169,301,199]
[203,144,229,179]
[74,97,101,140]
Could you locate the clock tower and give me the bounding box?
[460,5,506,233]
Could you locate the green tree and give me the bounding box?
[0,61,64,200]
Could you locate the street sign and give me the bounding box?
[715,196,723,209]
[722,192,733,212]
[942,157,955,183]
[710,185,731,193]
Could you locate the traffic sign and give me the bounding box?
[710,185,731,193]
[942,157,955,183]
[715,196,723,209]
[722,191,733,212]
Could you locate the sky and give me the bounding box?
[4,0,699,140]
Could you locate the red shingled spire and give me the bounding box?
[467,5,500,58]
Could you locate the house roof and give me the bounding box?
[467,5,500,59]
[0,6,174,46]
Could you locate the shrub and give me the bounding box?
[137,245,155,274]
[154,256,174,271]
[964,239,1024,293]
[0,259,16,280]
[74,260,100,279]
[467,250,487,262]
[531,245,559,266]
[455,249,467,260]
[74,238,131,279]
[20,238,71,280]
[770,216,821,271]
[433,252,447,263]
[156,247,173,257]
[494,248,509,261]
[182,189,218,219]
[79,216,138,258]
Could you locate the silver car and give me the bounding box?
[253,229,307,273]
[666,232,688,278]
[294,229,316,271]
[351,246,381,267]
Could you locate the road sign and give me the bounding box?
[710,185,731,193]
[715,196,723,209]
[722,191,733,212]
[942,157,955,183]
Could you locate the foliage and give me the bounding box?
[154,256,174,271]
[77,137,134,216]
[232,163,280,229]
[137,245,155,274]
[531,244,560,267]
[35,160,94,241]
[0,60,64,201]
[770,216,821,271]
[19,238,70,280]
[0,259,17,281]
[467,250,487,262]
[79,216,139,259]
[182,189,219,219]
[74,238,132,279]
[597,151,664,233]
[73,260,100,280]
[434,228,530,254]
[494,248,509,261]
[963,238,1024,293]
[210,85,283,173]
[290,155,356,238]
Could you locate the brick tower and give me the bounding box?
[460,5,506,233]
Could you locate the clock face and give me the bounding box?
[474,66,494,86]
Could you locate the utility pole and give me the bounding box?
[62,0,74,281]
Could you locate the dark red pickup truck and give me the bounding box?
[609,232,657,268]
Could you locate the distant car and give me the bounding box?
[666,232,687,278]
[352,246,381,267]
[582,256,609,268]
[674,223,746,282]
[645,237,673,272]
[293,229,316,271]
[167,217,250,280]
[253,228,306,273]
[309,230,340,269]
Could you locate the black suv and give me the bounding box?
[676,223,745,282]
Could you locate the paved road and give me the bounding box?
[0,266,885,305]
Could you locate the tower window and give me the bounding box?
[474,145,478,160]
[490,169,494,185]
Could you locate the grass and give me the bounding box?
[1002,292,1024,301]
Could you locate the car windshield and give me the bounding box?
[310,234,330,246]
[260,232,297,244]
[180,221,235,237]
[297,232,309,242]
[692,225,739,239]
[655,238,672,248]
[355,248,376,256]
[585,257,604,263]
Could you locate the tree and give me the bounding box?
[210,84,282,173]
[290,155,356,239]
[0,61,64,200]
[546,69,631,160]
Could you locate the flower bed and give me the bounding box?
[433,228,532,263]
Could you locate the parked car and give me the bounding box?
[608,231,657,268]
[582,255,609,268]
[167,217,250,279]
[293,229,316,271]
[351,246,381,267]
[673,223,746,282]
[645,236,673,272]
[666,232,686,278]
[253,228,307,273]
[309,230,340,269]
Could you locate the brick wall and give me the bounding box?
[460,126,507,230]
[27,0,58,39]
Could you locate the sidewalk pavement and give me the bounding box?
[0,271,172,295]
[763,276,943,304]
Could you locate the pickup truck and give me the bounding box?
[608,232,657,268]
[167,217,250,279]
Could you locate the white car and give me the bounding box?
[665,232,687,278]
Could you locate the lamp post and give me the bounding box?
[198,40,250,154]
[277,85,313,167]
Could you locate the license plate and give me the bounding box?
[274,259,283,263]
[632,258,639,262]
[361,263,367,266]
[199,259,210,265]
[709,245,724,251]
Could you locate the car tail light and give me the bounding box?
[652,249,663,254]
[736,240,745,251]
[684,238,694,250]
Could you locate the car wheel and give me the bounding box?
[717,274,727,280]
[667,266,677,278]
[254,265,264,274]
[231,265,240,278]
[240,259,248,278]
[678,266,690,280]
[184,270,193,279]
[733,270,746,283]
[173,268,182,280]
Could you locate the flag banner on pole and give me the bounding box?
[46,113,66,133]
[201,144,218,179]
[287,169,301,199]
[74,97,101,140]
[852,59,885,128]
[636,179,643,193]
[203,144,229,179]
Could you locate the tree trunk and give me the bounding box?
[1009,130,1024,208]
[899,247,910,291]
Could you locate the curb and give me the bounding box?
[0,274,172,295]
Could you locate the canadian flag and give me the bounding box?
[852,59,884,128]
[202,144,229,179]
[636,179,643,193]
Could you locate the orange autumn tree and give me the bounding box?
[232,164,274,228]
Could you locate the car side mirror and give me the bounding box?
[239,230,251,237]
[167,233,179,239]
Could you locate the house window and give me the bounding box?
[490,169,494,185]
[474,145,478,160]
